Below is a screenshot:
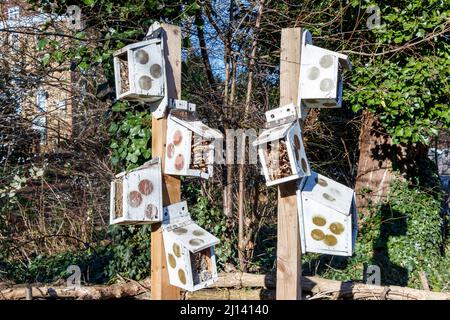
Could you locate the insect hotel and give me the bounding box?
[113,22,168,118]
[298,29,352,110]
[162,201,219,292]
[253,103,311,186]
[110,158,163,225]
[297,171,358,256]
[165,109,223,179]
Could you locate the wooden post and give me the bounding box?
[150,23,181,300]
[276,27,303,300]
[25,285,32,300]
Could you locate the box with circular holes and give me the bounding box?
[253,103,311,186]
[297,171,358,256]
[162,201,219,292]
[109,158,163,225]
[297,29,352,112]
[113,22,168,118]
[165,109,223,179]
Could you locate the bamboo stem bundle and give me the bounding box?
[266,139,292,180]
[190,137,210,171]
[190,251,213,284]
[119,59,129,93]
[114,180,123,218]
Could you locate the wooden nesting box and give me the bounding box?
[253,104,311,186]
[162,201,219,292]
[298,29,352,110]
[297,171,358,256]
[165,109,223,179]
[110,158,163,225]
[113,23,167,118]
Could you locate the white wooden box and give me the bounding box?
[110,158,163,225]
[165,109,223,179]
[113,24,168,119]
[162,201,219,292]
[297,171,358,256]
[298,30,352,110]
[253,104,311,186]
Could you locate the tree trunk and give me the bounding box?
[355,110,395,215]
[221,1,235,220]
[222,47,232,218]
[237,0,265,272]
[355,110,431,216]
[195,13,216,89]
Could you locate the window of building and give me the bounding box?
[36,90,47,112]
[9,33,20,51]
[33,90,47,145]
[15,101,21,114]
[8,6,20,20]
[57,100,67,111]
[0,35,4,58]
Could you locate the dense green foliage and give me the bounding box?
[189,196,235,267]
[109,104,152,168]
[303,177,449,290]
[346,0,450,144]
[1,0,448,292]
[2,176,448,289]
[0,226,151,283]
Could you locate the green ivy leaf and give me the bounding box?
[37,38,48,51]
[42,53,51,66]
[83,0,96,6]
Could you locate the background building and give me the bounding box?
[1,0,74,152]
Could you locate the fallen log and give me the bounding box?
[301,276,448,300]
[1,273,449,300]
[212,273,450,300]
[210,272,276,289]
[0,278,151,300]
[184,288,276,300]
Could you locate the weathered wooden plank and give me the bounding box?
[150,23,182,300]
[277,27,303,300]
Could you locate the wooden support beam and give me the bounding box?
[150,23,182,300]
[276,27,303,300]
